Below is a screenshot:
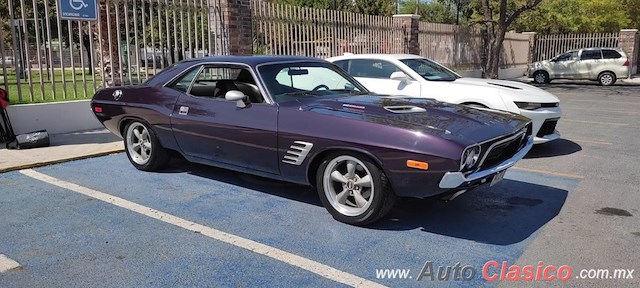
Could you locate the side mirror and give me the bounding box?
[344,83,355,91]
[225,90,247,108]
[390,71,411,83]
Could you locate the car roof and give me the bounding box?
[326,53,424,61]
[179,55,327,66]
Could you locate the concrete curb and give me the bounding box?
[0,148,124,173]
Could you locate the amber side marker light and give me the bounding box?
[407,160,429,170]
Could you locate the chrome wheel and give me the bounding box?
[126,122,152,165]
[599,72,615,86]
[533,71,548,84]
[322,155,374,217]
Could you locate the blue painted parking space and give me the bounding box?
[0,154,579,286]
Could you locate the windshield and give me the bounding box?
[400,58,460,81]
[258,62,369,103]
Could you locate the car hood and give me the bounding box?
[288,95,530,145]
[452,77,559,103]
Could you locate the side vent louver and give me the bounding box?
[384,106,427,114]
[282,141,314,165]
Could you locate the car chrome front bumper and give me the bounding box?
[438,136,534,189]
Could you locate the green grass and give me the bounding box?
[1,69,146,104]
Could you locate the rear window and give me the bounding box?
[602,49,622,59]
[580,50,602,60]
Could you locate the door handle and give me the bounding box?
[179,106,189,115]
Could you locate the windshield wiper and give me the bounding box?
[281,91,319,97]
[330,89,368,95]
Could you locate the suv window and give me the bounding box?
[347,59,400,79]
[602,49,622,59]
[556,51,577,61]
[580,50,602,60]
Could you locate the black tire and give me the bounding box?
[598,72,616,86]
[533,71,550,84]
[123,121,170,171]
[316,152,396,226]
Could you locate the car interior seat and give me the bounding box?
[234,70,263,103]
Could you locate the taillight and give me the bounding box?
[94,106,103,113]
[623,60,629,66]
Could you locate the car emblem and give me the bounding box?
[112,89,123,101]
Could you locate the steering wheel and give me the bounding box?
[311,84,330,92]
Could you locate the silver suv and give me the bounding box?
[527,47,630,86]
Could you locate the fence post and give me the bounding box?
[219,0,253,55]
[618,29,639,76]
[522,32,537,65]
[392,14,420,55]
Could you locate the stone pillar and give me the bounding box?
[218,0,253,55]
[522,32,537,64]
[618,29,639,76]
[392,14,420,55]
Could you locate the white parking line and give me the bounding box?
[19,169,384,288]
[0,254,21,273]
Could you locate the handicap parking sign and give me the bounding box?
[59,0,98,21]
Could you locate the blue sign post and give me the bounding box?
[59,0,98,21]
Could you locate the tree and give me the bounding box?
[476,0,542,79]
[399,0,456,24]
[350,0,396,16]
[272,0,352,10]
[512,0,631,33]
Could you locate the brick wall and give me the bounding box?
[618,29,639,76]
[221,0,253,55]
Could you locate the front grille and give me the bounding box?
[537,119,559,137]
[474,124,530,171]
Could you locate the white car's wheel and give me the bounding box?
[598,72,616,86]
[316,152,395,226]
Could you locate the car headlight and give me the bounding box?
[514,102,542,110]
[460,145,481,171]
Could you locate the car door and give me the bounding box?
[549,51,578,78]
[168,64,280,175]
[577,49,603,79]
[337,59,421,97]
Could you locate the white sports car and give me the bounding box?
[327,54,562,144]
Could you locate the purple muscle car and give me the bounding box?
[91,56,533,225]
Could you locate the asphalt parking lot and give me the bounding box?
[1,81,639,287]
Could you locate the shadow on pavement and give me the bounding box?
[525,138,582,159]
[370,180,568,245]
[159,159,568,245]
[49,129,122,146]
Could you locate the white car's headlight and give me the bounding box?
[514,102,543,110]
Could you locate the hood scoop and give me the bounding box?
[384,105,427,114]
[488,82,522,90]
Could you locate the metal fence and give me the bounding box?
[534,33,619,61]
[1,0,224,103]
[251,0,405,58]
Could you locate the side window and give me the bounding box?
[333,60,349,71]
[556,51,577,61]
[602,49,622,59]
[348,59,400,79]
[189,66,242,98]
[580,50,602,60]
[167,66,201,93]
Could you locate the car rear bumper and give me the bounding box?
[439,136,533,189]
